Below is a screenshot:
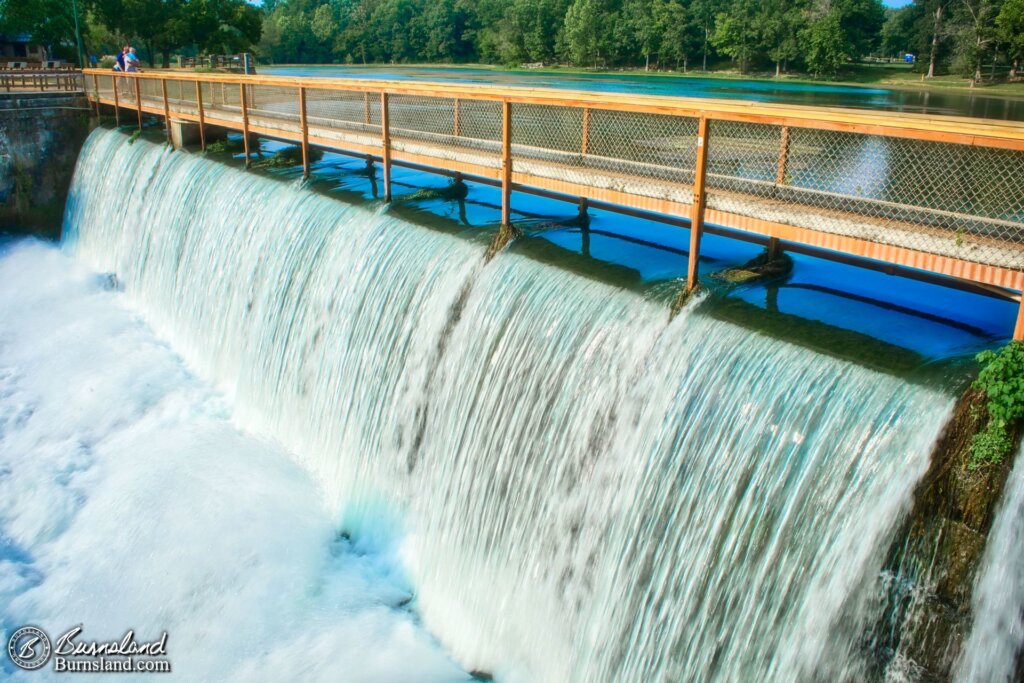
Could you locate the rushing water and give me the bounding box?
[265,65,1024,121]
[955,444,1024,683]
[52,127,972,681]
[0,240,467,682]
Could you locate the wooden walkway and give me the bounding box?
[82,69,1024,337]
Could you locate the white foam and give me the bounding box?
[0,240,468,682]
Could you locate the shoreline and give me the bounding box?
[264,62,1024,99]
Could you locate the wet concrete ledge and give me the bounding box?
[0,91,91,239]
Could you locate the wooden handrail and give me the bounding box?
[84,67,1024,336]
[82,68,1024,151]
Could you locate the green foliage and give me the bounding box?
[205,138,243,154]
[250,145,324,168]
[243,0,1016,83]
[89,0,262,67]
[0,0,82,63]
[802,10,851,76]
[996,0,1024,66]
[971,422,1013,468]
[711,0,759,72]
[970,341,1024,468]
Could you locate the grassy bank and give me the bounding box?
[269,61,1024,97]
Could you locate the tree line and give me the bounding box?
[0,0,261,67]
[1,0,1022,82]
[258,0,1024,81]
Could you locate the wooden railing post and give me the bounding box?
[381,91,392,201]
[92,74,99,116]
[161,79,171,144]
[134,76,142,132]
[299,86,310,179]
[775,125,791,185]
[582,107,590,156]
[240,83,251,167]
[112,76,120,126]
[767,125,791,259]
[364,92,370,125]
[453,98,461,137]
[195,81,206,151]
[687,116,710,292]
[502,100,513,226]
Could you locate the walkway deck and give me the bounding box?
[83,69,1024,335]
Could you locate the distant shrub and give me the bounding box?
[99,56,116,69]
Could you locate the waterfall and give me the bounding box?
[955,445,1024,683]
[63,128,956,682]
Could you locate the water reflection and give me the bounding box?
[265,65,1024,121]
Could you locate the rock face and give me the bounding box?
[870,387,1018,680]
[0,92,91,239]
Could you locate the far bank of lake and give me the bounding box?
[263,64,1024,121]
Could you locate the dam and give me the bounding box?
[84,69,1024,330]
[2,68,1024,682]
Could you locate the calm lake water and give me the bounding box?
[264,65,1024,121]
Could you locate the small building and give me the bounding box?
[0,33,47,63]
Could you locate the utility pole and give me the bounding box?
[71,0,85,68]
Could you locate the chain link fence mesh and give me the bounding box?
[102,76,1024,270]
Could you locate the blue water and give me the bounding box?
[264,65,1024,121]
[240,136,1013,364]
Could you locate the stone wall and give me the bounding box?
[869,386,1020,680]
[0,92,91,239]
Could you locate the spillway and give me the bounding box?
[60,127,968,681]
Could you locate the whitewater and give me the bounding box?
[0,240,467,681]
[5,126,1021,681]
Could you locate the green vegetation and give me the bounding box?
[255,0,1024,85]
[970,341,1024,468]
[205,138,244,154]
[404,181,470,201]
[251,145,324,168]
[0,0,261,67]
[3,0,1022,86]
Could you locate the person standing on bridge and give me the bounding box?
[116,46,128,97]
[125,48,141,101]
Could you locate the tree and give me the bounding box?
[996,0,1024,79]
[563,0,612,66]
[657,0,704,71]
[759,0,806,76]
[832,0,885,59]
[712,0,760,73]
[0,0,85,63]
[802,8,850,76]
[950,0,999,85]
[880,4,922,59]
[90,0,261,67]
[621,0,661,70]
[919,0,953,77]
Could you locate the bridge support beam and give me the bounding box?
[299,86,310,179]
[1015,297,1024,341]
[112,80,120,127]
[486,99,519,260]
[133,77,142,132]
[161,80,171,144]
[195,81,206,151]
[381,91,392,201]
[240,84,251,167]
[687,116,710,293]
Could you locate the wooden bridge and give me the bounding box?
[81,68,1024,338]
